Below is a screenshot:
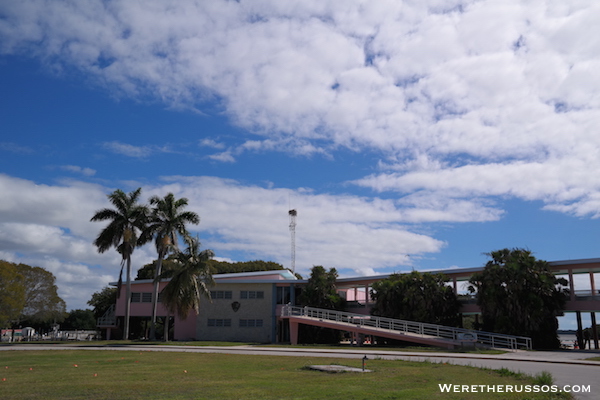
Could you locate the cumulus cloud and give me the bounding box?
[1,0,599,219]
[59,165,96,176]
[199,138,226,150]
[0,173,449,308]
[2,1,600,306]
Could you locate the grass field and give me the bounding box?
[0,349,571,399]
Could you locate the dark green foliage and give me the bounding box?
[135,258,179,280]
[87,286,117,319]
[136,259,284,280]
[298,266,345,310]
[91,188,148,340]
[468,248,569,349]
[62,309,96,330]
[139,192,200,340]
[208,260,285,274]
[159,236,214,320]
[297,266,345,344]
[370,271,460,326]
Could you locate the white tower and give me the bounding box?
[288,209,297,273]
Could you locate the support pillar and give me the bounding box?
[452,278,457,295]
[591,312,599,350]
[576,311,583,349]
[289,320,299,345]
[569,269,575,301]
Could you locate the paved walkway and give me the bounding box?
[2,344,599,399]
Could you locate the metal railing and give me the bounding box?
[573,290,600,300]
[281,305,532,350]
[97,304,116,326]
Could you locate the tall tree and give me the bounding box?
[62,309,96,330]
[298,266,345,344]
[87,286,118,319]
[91,188,148,340]
[468,248,569,349]
[370,271,460,326]
[299,266,344,310]
[140,193,199,340]
[0,261,25,328]
[18,264,66,325]
[0,261,66,330]
[158,236,214,340]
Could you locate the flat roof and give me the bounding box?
[112,257,600,287]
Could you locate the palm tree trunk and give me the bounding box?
[124,256,132,340]
[149,251,165,340]
[163,313,169,342]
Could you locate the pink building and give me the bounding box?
[100,259,600,346]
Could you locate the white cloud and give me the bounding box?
[207,151,236,163]
[59,165,96,176]
[199,138,226,150]
[1,0,599,219]
[0,142,34,154]
[0,173,449,307]
[2,1,600,302]
[148,175,446,276]
[102,141,154,158]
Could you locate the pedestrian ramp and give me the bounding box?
[281,305,531,350]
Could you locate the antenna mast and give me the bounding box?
[288,209,297,273]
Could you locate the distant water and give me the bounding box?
[559,333,577,348]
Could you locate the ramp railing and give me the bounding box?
[281,305,531,350]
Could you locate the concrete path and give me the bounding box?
[2,344,599,399]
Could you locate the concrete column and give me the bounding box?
[591,312,599,350]
[569,269,575,301]
[576,311,583,349]
[590,272,597,300]
[289,320,299,345]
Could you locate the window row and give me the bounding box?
[131,292,161,303]
[210,290,264,300]
[207,319,264,328]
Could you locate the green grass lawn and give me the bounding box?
[0,350,571,399]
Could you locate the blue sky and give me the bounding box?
[1,1,599,330]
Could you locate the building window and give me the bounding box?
[207,319,231,327]
[276,287,291,304]
[131,292,153,303]
[239,319,263,328]
[240,291,264,299]
[210,290,232,300]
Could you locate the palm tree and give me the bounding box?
[91,188,148,340]
[158,236,214,340]
[140,193,199,340]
